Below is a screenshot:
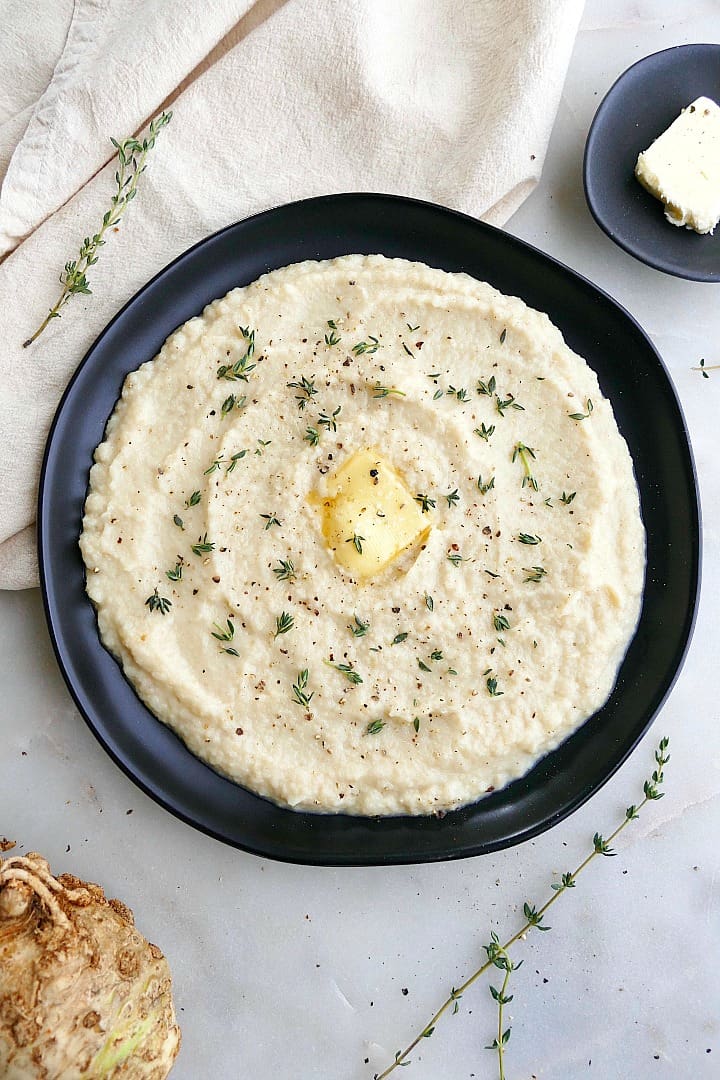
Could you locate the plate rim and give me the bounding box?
[37,192,702,865]
[583,42,720,282]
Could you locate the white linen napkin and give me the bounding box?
[0,0,583,589]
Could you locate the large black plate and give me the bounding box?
[39,194,700,865]
[584,44,720,281]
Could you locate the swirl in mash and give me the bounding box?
[80,255,644,815]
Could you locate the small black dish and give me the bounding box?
[584,44,720,281]
[38,194,700,865]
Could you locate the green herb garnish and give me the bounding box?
[287,375,318,410]
[346,533,365,555]
[324,659,363,685]
[512,442,538,491]
[318,406,341,432]
[365,719,386,735]
[291,669,313,708]
[191,533,214,556]
[475,423,496,442]
[352,336,380,355]
[569,398,593,420]
[274,611,295,637]
[349,615,370,637]
[23,112,172,348]
[373,738,670,1080]
[144,587,171,615]
[273,559,296,582]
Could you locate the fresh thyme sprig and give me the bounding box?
[477,375,496,397]
[478,474,495,495]
[291,669,313,708]
[325,321,341,346]
[495,392,524,417]
[475,423,496,442]
[23,111,172,347]
[349,615,370,637]
[373,385,407,399]
[324,659,363,685]
[144,587,171,615]
[274,611,295,637]
[211,618,239,655]
[221,393,246,416]
[560,491,576,505]
[447,385,470,402]
[346,533,365,555]
[446,551,467,566]
[273,559,296,582]
[287,375,318,410]
[353,336,380,355]
[374,737,670,1080]
[191,533,214,556]
[569,398,594,421]
[318,406,341,432]
[260,513,282,531]
[523,565,547,583]
[217,330,256,380]
[693,359,719,378]
[415,493,436,513]
[227,450,248,473]
[512,442,538,491]
[365,719,386,735]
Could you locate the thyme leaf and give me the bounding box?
[349,614,370,637]
[324,659,363,685]
[365,719,386,735]
[474,423,496,442]
[291,669,313,708]
[272,559,296,582]
[274,611,295,637]
[569,398,594,421]
[191,533,214,556]
[144,587,171,615]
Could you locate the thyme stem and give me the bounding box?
[374,737,669,1079]
[23,111,172,348]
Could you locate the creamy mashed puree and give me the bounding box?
[80,255,644,815]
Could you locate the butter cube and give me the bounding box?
[319,449,430,579]
[635,96,720,234]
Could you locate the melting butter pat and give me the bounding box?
[635,96,720,235]
[320,449,430,579]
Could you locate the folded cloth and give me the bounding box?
[0,0,583,589]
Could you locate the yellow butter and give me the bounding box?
[320,449,430,579]
[635,96,720,235]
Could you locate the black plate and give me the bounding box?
[584,44,720,281]
[38,194,700,865]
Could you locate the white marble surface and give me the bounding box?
[2,2,720,1077]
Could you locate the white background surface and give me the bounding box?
[2,2,719,1077]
